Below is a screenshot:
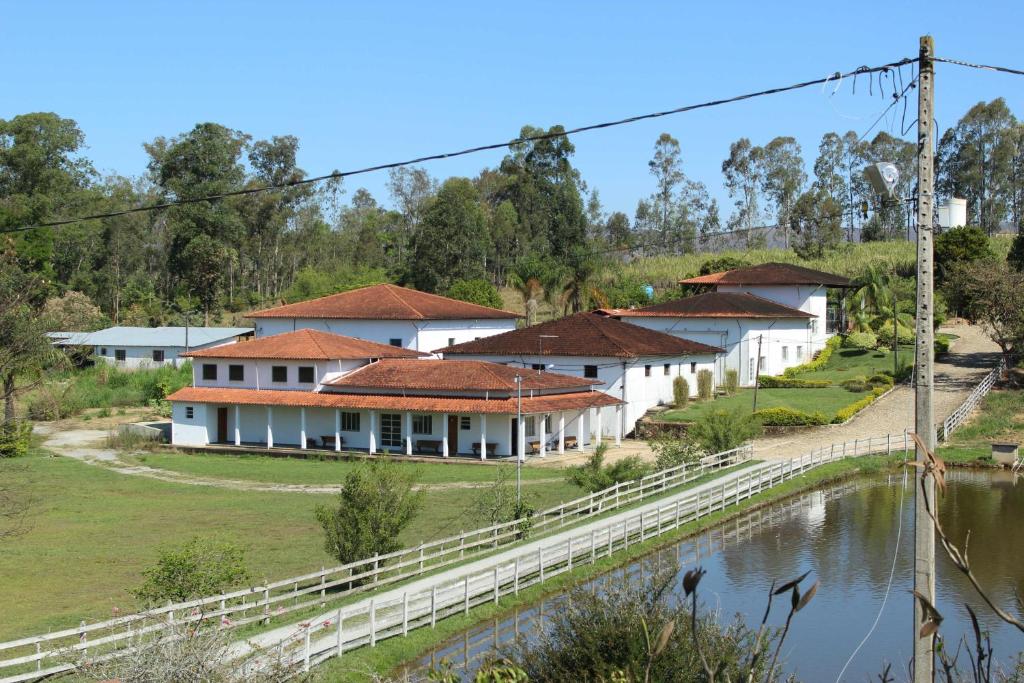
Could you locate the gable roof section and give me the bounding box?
[678,262,855,288]
[58,326,252,348]
[437,312,723,358]
[324,359,600,392]
[183,329,426,360]
[247,283,522,320]
[609,292,814,319]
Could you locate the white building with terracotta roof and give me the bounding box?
[601,292,818,387]
[435,312,722,439]
[247,284,520,352]
[167,329,622,459]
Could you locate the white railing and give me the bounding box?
[0,447,751,681]
[938,359,1003,442]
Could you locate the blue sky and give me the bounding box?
[3,1,1023,219]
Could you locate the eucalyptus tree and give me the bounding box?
[407,177,489,293]
[761,136,807,248]
[722,137,764,234]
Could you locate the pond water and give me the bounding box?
[404,469,1024,682]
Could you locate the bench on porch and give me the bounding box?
[472,442,497,457]
[319,435,344,449]
[563,436,578,450]
[415,439,444,455]
[529,436,579,455]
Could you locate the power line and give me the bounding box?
[1,56,918,236]
[933,56,1024,77]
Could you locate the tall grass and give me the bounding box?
[26,362,192,420]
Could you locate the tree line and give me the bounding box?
[1,98,1023,328]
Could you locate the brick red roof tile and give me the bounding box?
[166,386,621,415]
[678,262,854,287]
[608,292,814,319]
[436,312,722,357]
[247,284,521,320]
[324,359,600,392]
[183,329,426,360]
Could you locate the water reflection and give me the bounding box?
[405,470,1024,682]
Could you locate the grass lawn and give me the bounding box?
[129,451,563,486]
[0,449,582,640]
[660,386,869,422]
[797,344,913,383]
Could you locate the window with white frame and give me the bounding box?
[412,415,432,434]
[797,345,804,359]
[460,416,471,430]
[185,406,194,419]
[544,414,552,433]
[690,362,697,374]
[340,412,360,432]
[781,346,788,361]
[749,357,755,380]
[381,413,402,447]
[810,319,818,335]
[663,363,670,376]
[525,416,536,437]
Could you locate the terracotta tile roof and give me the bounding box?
[324,359,600,392]
[607,292,814,319]
[183,329,426,360]
[247,284,522,320]
[678,262,855,287]
[436,312,723,357]
[166,386,621,415]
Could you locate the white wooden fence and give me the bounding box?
[0,447,751,681]
[937,360,1003,442]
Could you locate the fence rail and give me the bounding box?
[0,358,1003,682]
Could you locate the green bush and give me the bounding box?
[867,373,895,388]
[672,376,689,408]
[843,331,878,350]
[566,444,651,493]
[133,537,251,604]
[724,369,739,395]
[834,386,887,422]
[934,336,950,356]
[445,278,504,310]
[876,321,914,346]
[650,437,703,470]
[688,409,761,453]
[840,376,869,392]
[0,420,32,458]
[756,375,831,388]
[782,335,841,377]
[754,407,830,426]
[27,362,193,420]
[696,369,714,400]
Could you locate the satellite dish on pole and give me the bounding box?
[863,162,900,200]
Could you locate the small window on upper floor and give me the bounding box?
[152,349,165,362]
[229,364,244,381]
[448,337,455,347]
[202,363,217,380]
[781,346,789,361]
[389,338,402,347]
[810,319,818,335]
[797,345,804,359]
[272,366,287,383]
[584,365,598,379]
[531,363,545,371]
[298,366,315,383]
[663,363,670,376]
[644,365,651,377]
[690,362,697,374]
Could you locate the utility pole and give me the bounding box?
[893,289,899,378]
[913,34,936,683]
[751,335,764,412]
[515,373,523,506]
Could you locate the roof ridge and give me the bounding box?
[581,313,633,357]
[476,360,515,390]
[384,284,423,319]
[305,328,331,358]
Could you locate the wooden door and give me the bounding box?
[510,418,518,457]
[217,407,228,443]
[448,415,459,455]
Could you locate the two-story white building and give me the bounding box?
[677,262,855,374]
[602,292,817,386]
[247,284,520,352]
[52,326,253,369]
[167,328,622,460]
[435,312,722,439]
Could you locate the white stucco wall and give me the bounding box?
[252,318,517,352]
[191,358,367,391]
[94,338,240,370]
[171,402,211,446]
[715,284,830,349]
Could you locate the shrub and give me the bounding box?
[687,409,761,453]
[754,407,829,426]
[315,458,423,566]
[833,386,887,422]
[0,420,32,458]
[566,444,651,493]
[840,376,869,392]
[782,335,841,377]
[445,278,503,310]
[876,320,914,346]
[934,336,951,356]
[133,537,251,605]
[650,437,703,470]
[672,376,689,408]
[756,375,831,388]
[696,369,713,400]
[843,331,878,350]
[724,369,739,394]
[867,373,895,388]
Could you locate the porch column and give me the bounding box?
[538,414,547,457]
[234,405,241,446]
[266,406,274,449]
[517,418,526,462]
[479,415,487,461]
[614,405,623,446]
[557,412,565,454]
[368,410,377,454]
[405,411,413,455]
[442,413,450,458]
[334,409,341,452]
[594,407,602,446]
[576,410,585,452]
[300,407,307,449]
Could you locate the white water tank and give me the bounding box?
[938,198,968,229]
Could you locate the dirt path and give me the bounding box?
[34,427,564,494]
[751,321,1000,460]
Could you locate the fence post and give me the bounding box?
[674,499,681,528]
[904,429,909,453]
[591,529,597,562]
[419,544,425,571]
[639,511,645,542]
[854,438,858,456]
[430,587,437,628]
[303,626,311,672]
[887,433,891,456]
[943,421,949,442]
[459,532,465,559]
[539,548,545,582]
[372,555,379,586]
[608,523,614,556]
[464,576,470,615]
[263,588,270,623]
[336,608,344,656]
[567,538,573,570]
[369,599,376,647]
[494,567,500,604]
[402,592,409,636]
[514,557,520,594]
[320,567,326,606]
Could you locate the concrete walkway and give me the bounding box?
[751,322,1000,460]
